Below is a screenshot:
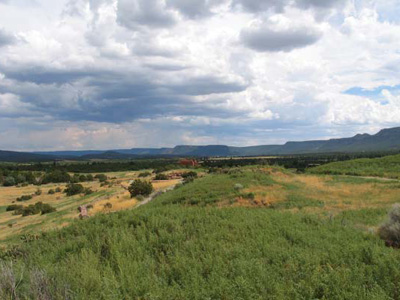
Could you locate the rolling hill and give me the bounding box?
[2,126,400,161]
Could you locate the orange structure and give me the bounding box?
[179,159,199,167]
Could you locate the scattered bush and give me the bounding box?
[55,187,62,193]
[104,203,113,209]
[64,183,84,196]
[84,188,94,196]
[138,172,152,178]
[35,189,42,196]
[41,170,71,184]
[14,202,57,217]
[3,176,16,187]
[379,204,400,248]
[154,173,169,181]
[48,189,55,195]
[40,203,57,215]
[16,195,32,202]
[6,205,23,212]
[95,174,107,182]
[182,171,198,179]
[129,180,153,198]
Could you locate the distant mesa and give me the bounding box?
[1,126,400,162]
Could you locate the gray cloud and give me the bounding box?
[117,0,177,30]
[232,0,347,14]
[166,0,226,19]
[240,25,322,52]
[0,28,15,47]
[0,64,247,123]
[232,0,287,13]
[296,0,346,9]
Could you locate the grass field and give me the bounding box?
[308,154,400,179]
[1,166,400,299]
[0,171,181,245]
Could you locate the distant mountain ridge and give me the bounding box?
[1,126,399,162]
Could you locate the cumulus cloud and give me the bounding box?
[0,28,15,47]
[240,24,322,52]
[240,14,322,52]
[166,0,226,19]
[117,0,177,30]
[1,0,400,150]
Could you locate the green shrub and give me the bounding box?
[95,174,107,182]
[379,204,400,248]
[84,188,94,196]
[128,180,153,198]
[40,203,56,215]
[35,189,42,196]
[6,205,23,212]
[55,187,62,193]
[64,183,84,196]
[16,195,32,202]
[41,170,71,184]
[104,203,112,209]
[154,173,169,180]
[3,176,16,187]
[182,171,198,179]
[138,172,152,178]
[15,202,57,217]
[48,189,55,195]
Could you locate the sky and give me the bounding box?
[1,0,400,151]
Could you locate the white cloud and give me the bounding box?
[1,0,400,150]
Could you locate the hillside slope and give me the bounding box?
[1,169,400,299]
[308,154,400,178]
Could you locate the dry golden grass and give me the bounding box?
[0,171,184,244]
[242,171,400,214]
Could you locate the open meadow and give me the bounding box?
[0,170,182,245]
[1,159,400,299]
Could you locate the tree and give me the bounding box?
[64,183,84,196]
[41,170,71,184]
[95,174,107,182]
[128,180,153,198]
[3,176,16,187]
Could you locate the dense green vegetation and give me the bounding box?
[1,168,400,299]
[308,154,400,178]
[128,180,153,198]
[12,202,56,217]
[0,159,180,173]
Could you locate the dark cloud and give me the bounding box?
[0,64,247,123]
[231,0,287,13]
[0,28,15,47]
[240,25,322,52]
[166,0,226,19]
[2,67,100,85]
[296,0,346,10]
[117,0,177,30]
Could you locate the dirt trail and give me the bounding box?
[135,183,180,209]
